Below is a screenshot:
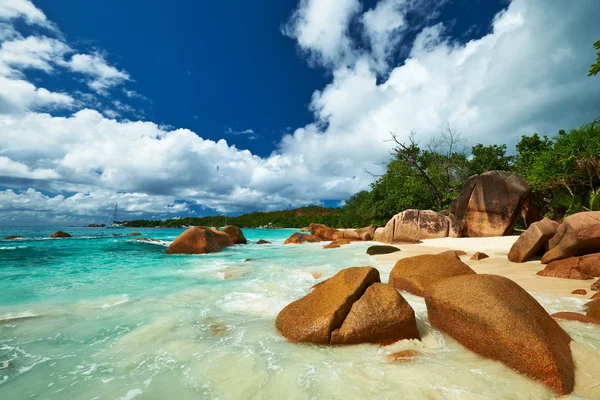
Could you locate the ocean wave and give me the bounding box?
[129,239,171,247]
[0,310,39,322]
[0,246,17,250]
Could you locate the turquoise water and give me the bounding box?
[1,227,598,399]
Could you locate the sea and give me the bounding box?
[0,227,599,399]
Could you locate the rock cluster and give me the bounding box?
[374,209,460,243]
[508,218,559,262]
[275,267,419,345]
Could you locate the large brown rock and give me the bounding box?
[283,232,320,244]
[314,228,338,241]
[332,230,361,241]
[309,223,328,235]
[366,245,401,255]
[425,274,574,395]
[508,218,560,262]
[50,231,71,238]
[377,209,461,243]
[356,226,376,241]
[209,228,234,247]
[221,225,247,244]
[542,212,600,263]
[537,258,593,280]
[389,252,475,296]
[330,283,420,345]
[450,171,535,237]
[275,267,380,344]
[585,299,600,319]
[166,227,225,254]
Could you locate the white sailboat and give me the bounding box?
[105,202,125,229]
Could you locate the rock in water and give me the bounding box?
[389,252,475,296]
[537,258,594,280]
[275,267,380,344]
[4,236,23,240]
[450,171,536,237]
[128,232,142,236]
[50,231,71,238]
[209,228,234,247]
[323,239,352,249]
[552,312,600,326]
[166,227,225,254]
[330,283,420,345]
[221,225,247,244]
[425,274,574,395]
[366,245,401,255]
[256,239,271,245]
[508,218,560,262]
[542,212,600,263]
[585,299,600,319]
[283,232,320,244]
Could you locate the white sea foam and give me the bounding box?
[0,246,17,250]
[0,310,38,322]
[218,292,288,317]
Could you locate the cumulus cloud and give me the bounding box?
[282,0,362,67]
[0,0,53,29]
[1,0,600,224]
[67,53,130,94]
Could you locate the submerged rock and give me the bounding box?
[542,212,600,263]
[508,218,560,262]
[129,232,142,236]
[256,239,271,245]
[330,283,420,345]
[50,231,71,238]
[166,227,227,254]
[221,225,247,244]
[450,171,537,237]
[275,267,380,344]
[385,349,420,364]
[552,312,600,326]
[3,236,23,240]
[366,245,401,255]
[425,274,574,396]
[389,252,475,296]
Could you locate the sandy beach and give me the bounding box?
[374,236,597,299]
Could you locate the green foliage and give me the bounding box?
[589,40,600,77]
[468,144,513,176]
[517,119,600,217]
[125,206,343,228]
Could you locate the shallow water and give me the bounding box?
[1,227,599,399]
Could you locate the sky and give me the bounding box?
[0,0,599,226]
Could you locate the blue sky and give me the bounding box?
[0,0,599,225]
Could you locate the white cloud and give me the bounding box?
[0,0,53,29]
[1,0,600,224]
[0,35,71,77]
[282,0,362,67]
[0,75,74,112]
[67,53,130,94]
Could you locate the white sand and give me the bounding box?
[373,236,598,299]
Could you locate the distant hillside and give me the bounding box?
[124,205,344,228]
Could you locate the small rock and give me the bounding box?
[129,232,142,236]
[3,236,23,240]
[50,231,71,238]
[470,252,489,260]
[244,258,253,262]
[537,259,593,280]
[552,312,600,326]
[323,239,352,249]
[592,279,600,291]
[366,245,401,255]
[571,289,587,295]
[385,349,420,364]
[256,239,271,245]
[311,272,323,279]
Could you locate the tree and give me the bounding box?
[388,126,468,210]
[589,40,600,76]
[468,144,514,176]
